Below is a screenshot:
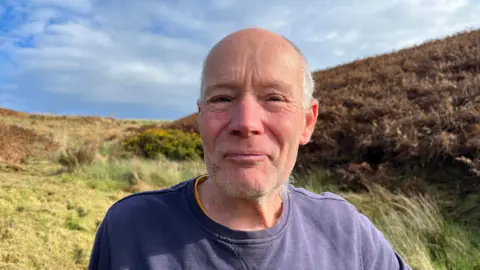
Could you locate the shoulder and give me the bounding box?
[288,185,377,245]
[289,185,347,201]
[289,185,356,212]
[288,185,377,229]
[288,185,366,237]
[289,185,411,269]
[103,178,194,223]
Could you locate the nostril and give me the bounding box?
[230,128,256,138]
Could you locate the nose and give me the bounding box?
[228,95,264,138]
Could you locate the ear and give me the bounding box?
[299,99,319,145]
[196,99,203,125]
[197,99,202,113]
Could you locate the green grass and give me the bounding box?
[292,171,480,270]
[1,140,479,269]
[345,186,480,270]
[0,171,122,269]
[69,156,206,192]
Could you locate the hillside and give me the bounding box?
[0,112,186,269]
[298,29,480,181]
[0,109,167,169]
[1,29,480,269]
[167,30,480,192]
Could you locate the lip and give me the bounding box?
[224,152,267,162]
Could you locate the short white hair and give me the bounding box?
[199,36,315,110]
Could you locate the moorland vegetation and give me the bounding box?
[1,29,479,269]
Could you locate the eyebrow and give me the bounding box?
[205,80,290,93]
[205,82,241,92]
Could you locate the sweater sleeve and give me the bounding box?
[356,212,412,270]
[88,215,111,270]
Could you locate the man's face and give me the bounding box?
[197,32,318,199]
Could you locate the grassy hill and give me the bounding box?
[1,29,480,269]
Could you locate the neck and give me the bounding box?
[197,177,284,231]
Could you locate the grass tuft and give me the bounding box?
[56,140,97,172]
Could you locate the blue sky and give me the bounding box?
[0,0,479,120]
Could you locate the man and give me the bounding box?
[88,28,412,270]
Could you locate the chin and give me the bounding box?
[214,167,279,199]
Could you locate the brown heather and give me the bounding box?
[0,122,58,165]
[297,29,480,189]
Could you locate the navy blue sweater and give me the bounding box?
[88,177,411,269]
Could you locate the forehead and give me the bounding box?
[203,37,303,91]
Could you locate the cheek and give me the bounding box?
[265,109,304,141]
[198,112,227,147]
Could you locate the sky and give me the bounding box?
[0,0,479,120]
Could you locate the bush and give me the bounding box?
[56,141,97,172]
[122,128,203,161]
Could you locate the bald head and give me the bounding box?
[199,28,315,108]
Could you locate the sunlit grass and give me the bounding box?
[0,171,124,269]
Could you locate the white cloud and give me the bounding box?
[1,0,480,117]
[13,21,46,37]
[31,0,92,13]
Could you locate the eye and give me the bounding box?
[266,94,285,102]
[210,96,232,103]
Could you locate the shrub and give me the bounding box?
[56,141,97,172]
[122,128,203,161]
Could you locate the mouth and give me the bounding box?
[224,152,268,162]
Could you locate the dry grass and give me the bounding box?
[0,108,29,118]
[0,170,127,269]
[0,122,58,165]
[298,29,480,173]
[344,184,480,270]
[0,111,167,169]
[0,112,166,145]
[56,140,98,173]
